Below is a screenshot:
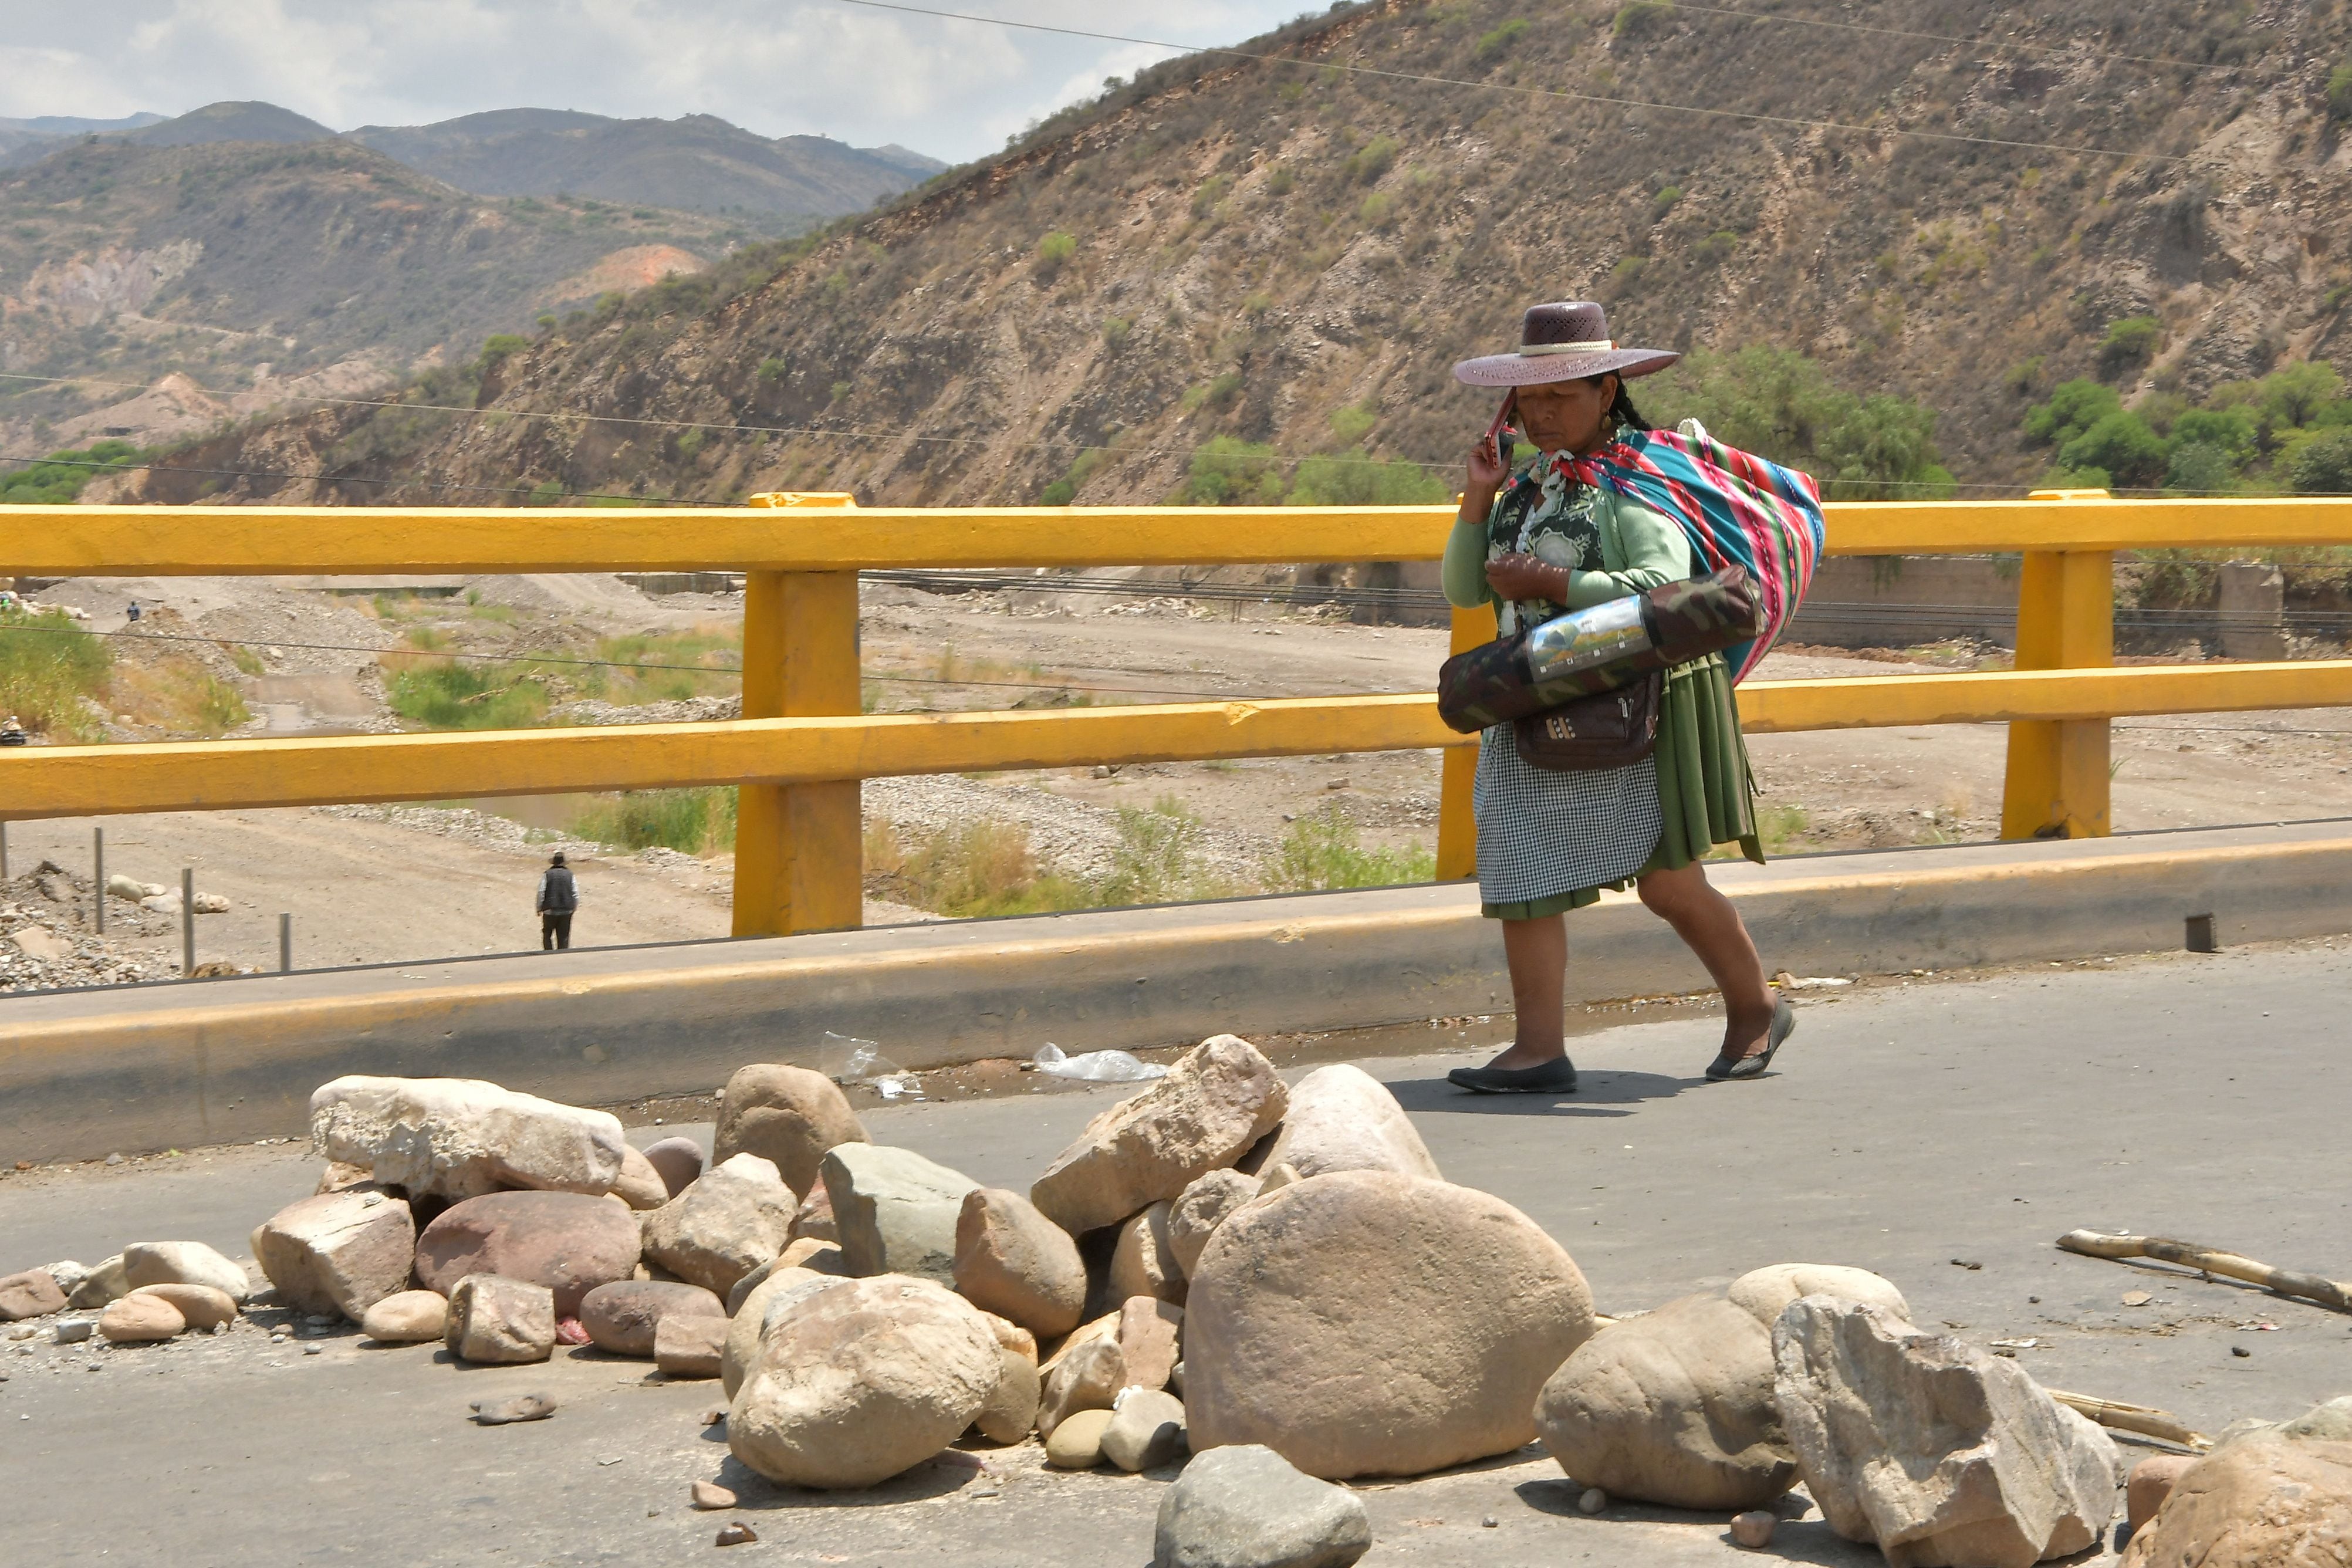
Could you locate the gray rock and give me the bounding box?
[66,1254,130,1309]
[1773,1296,2119,1567]
[1727,1263,1910,1329]
[720,1266,856,1400]
[711,1063,869,1197]
[640,1136,705,1198]
[0,1269,66,1321]
[1030,1035,1289,1238]
[121,1242,254,1304]
[1153,1443,1371,1568]
[444,1274,556,1364]
[580,1280,726,1357]
[823,1144,979,1285]
[414,1189,643,1317]
[973,1346,1041,1444]
[639,1152,798,1297]
[1102,1388,1189,1472]
[309,1075,628,1201]
[251,1187,415,1321]
[1167,1170,1258,1279]
[609,1145,670,1211]
[1038,1335,1125,1439]
[359,1290,449,1343]
[1253,1065,1439,1184]
[951,1187,1086,1339]
[1537,1292,1796,1511]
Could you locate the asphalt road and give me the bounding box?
[3,940,2348,1565]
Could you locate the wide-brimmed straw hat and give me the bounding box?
[1452,300,1678,387]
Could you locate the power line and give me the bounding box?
[0,451,731,506]
[824,0,2191,165]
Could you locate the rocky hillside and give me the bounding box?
[96,0,2352,511]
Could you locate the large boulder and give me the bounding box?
[1109,1201,1187,1306]
[1167,1170,1259,1279]
[1185,1170,1596,1479]
[728,1273,1002,1488]
[2121,1428,2352,1566]
[823,1145,979,1285]
[1537,1292,1796,1511]
[310,1076,628,1201]
[444,1273,555,1364]
[1253,1066,1439,1183]
[1153,1443,1373,1568]
[1030,1035,1289,1238]
[640,1136,705,1198]
[251,1187,417,1321]
[952,1187,1086,1339]
[609,1145,670,1211]
[974,1346,1043,1444]
[121,1241,253,1304]
[100,1293,185,1342]
[1728,1262,1910,1329]
[413,1191,643,1316]
[129,1283,238,1331]
[579,1279,726,1357]
[309,1076,627,1201]
[1774,1296,2120,1567]
[721,1266,858,1399]
[639,1152,797,1297]
[712,1064,869,1197]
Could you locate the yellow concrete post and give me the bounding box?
[1435,601,1496,880]
[2000,492,2114,839]
[734,494,863,937]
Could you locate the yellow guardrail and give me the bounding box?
[5,490,2350,935]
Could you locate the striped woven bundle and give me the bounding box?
[1564,424,1827,684]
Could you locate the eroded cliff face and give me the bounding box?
[102,0,2352,512]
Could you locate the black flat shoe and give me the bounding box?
[1448,1055,1579,1095]
[1708,997,1796,1081]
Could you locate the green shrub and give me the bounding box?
[2253,360,2345,437]
[1286,455,1449,506]
[1263,804,1434,891]
[0,606,109,739]
[1613,1,1671,36]
[2169,407,2258,464]
[1095,797,1226,907]
[1190,176,1231,219]
[2096,316,2162,380]
[386,661,548,729]
[1644,347,1955,499]
[2057,410,2168,488]
[755,357,788,384]
[478,333,530,370]
[1329,401,1379,445]
[1474,18,1529,60]
[1101,316,1132,351]
[2164,441,2236,495]
[1344,134,1398,185]
[2330,63,2352,121]
[1040,479,1077,505]
[1036,230,1078,272]
[1359,191,1396,227]
[1694,230,1739,266]
[2022,379,2121,445]
[525,479,565,506]
[1182,437,1283,505]
[570,788,734,854]
[1181,373,1245,413]
[1266,165,1296,196]
[1649,185,1682,221]
[0,440,143,505]
[2289,428,2352,494]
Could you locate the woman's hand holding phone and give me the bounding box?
[1461,392,1517,522]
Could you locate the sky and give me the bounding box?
[0,0,1327,161]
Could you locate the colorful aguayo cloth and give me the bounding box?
[1560,425,1826,684]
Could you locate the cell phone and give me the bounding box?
[1484,391,1520,468]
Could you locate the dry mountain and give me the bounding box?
[103,0,2352,512]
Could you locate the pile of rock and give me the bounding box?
[12,1040,2344,1568]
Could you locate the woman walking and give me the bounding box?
[1442,301,1792,1092]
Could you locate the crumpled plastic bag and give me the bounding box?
[818,1031,923,1100]
[1032,1043,1167,1083]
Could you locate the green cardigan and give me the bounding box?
[1441,482,1691,617]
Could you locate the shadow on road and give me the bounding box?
[1513,1479,1873,1563]
[1387,1068,1702,1117]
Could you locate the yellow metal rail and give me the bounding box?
[6,489,2350,934]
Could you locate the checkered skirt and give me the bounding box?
[1471,726,1662,903]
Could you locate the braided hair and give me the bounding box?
[1591,371,1652,436]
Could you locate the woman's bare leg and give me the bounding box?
[1636,861,1776,1059]
[1489,914,1570,1066]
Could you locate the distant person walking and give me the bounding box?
[126,600,142,624]
[536,852,579,950]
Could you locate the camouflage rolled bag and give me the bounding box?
[1435,565,1765,734]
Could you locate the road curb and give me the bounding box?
[4,825,2347,1163]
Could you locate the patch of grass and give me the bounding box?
[564,627,741,704]
[1262,803,1433,891]
[1096,796,1231,907]
[864,820,1089,918]
[109,657,249,738]
[569,787,734,854]
[1755,804,1810,856]
[1475,18,1529,60]
[0,606,110,739]
[469,601,518,623]
[385,661,548,729]
[225,644,266,677]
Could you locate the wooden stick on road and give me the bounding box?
[2056,1229,2352,1314]
[2045,1390,2211,1451]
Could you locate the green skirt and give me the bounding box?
[1481,655,1762,920]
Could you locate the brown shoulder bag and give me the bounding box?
[1512,668,1662,772]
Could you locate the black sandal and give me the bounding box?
[1448,1055,1579,1095]
[1707,997,1795,1082]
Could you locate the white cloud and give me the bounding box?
[0,0,1320,160]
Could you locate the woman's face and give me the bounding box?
[1514,374,1618,455]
